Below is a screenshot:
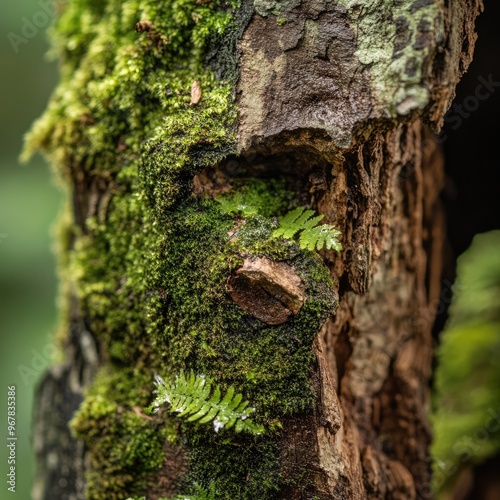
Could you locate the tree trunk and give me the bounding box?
[28,0,482,499]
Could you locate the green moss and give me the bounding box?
[27,0,337,498]
[23,0,237,181]
[70,190,335,498]
[215,178,292,218]
[141,81,237,216]
[71,368,175,500]
[186,430,282,499]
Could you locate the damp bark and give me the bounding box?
[28,0,483,499]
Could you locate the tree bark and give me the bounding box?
[30,0,482,499]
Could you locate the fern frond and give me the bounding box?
[300,225,342,252]
[128,483,216,500]
[215,194,258,217]
[146,371,264,435]
[273,207,342,252]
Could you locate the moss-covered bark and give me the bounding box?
[28,1,337,498]
[29,0,483,499]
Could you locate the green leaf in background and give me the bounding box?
[432,230,500,495]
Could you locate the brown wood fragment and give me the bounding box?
[135,20,152,33]
[227,257,306,325]
[190,80,202,106]
[132,406,155,421]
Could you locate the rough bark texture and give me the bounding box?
[30,0,483,499]
[232,1,482,498]
[32,307,96,500]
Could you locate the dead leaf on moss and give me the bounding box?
[190,80,202,106]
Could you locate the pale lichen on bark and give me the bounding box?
[335,0,444,117]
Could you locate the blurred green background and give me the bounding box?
[1,1,61,498]
[432,231,500,498]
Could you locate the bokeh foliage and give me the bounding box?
[432,230,500,495]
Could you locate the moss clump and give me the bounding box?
[149,194,336,420]
[141,82,236,217]
[215,178,292,218]
[23,0,237,181]
[27,0,337,498]
[186,429,282,499]
[71,188,336,498]
[71,368,175,499]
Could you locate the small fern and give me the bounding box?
[145,371,264,435]
[170,483,216,500]
[215,193,258,217]
[127,483,216,500]
[272,207,342,252]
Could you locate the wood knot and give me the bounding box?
[227,256,306,325]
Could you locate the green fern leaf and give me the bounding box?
[145,371,264,435]
[215,193,258,217]
[128,482,217,500]
[300,225,342,252]
[273,206,310,239]
[273,206,342,252]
